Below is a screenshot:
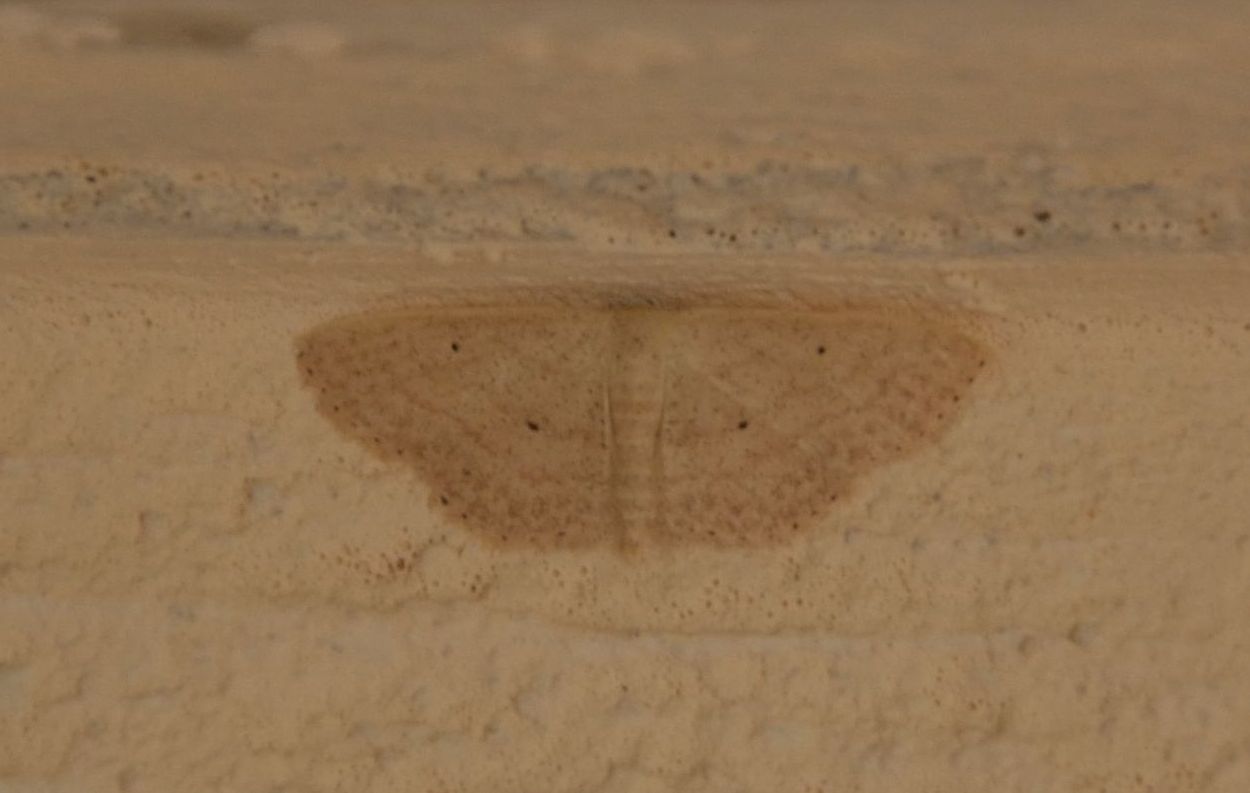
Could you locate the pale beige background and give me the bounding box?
[2,2,1250,792]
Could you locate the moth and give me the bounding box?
[296,301,988,552]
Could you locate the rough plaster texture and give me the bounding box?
[2,2,1250,792]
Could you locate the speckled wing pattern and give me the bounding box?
[297,309,614,548]
[296,306,986,551]
[653,310,984,546]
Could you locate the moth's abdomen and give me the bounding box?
[605,313,670,550]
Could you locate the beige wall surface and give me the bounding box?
[2,2,1250,792]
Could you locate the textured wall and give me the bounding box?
[2,2,1250,791]
[2,243,1249,792]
